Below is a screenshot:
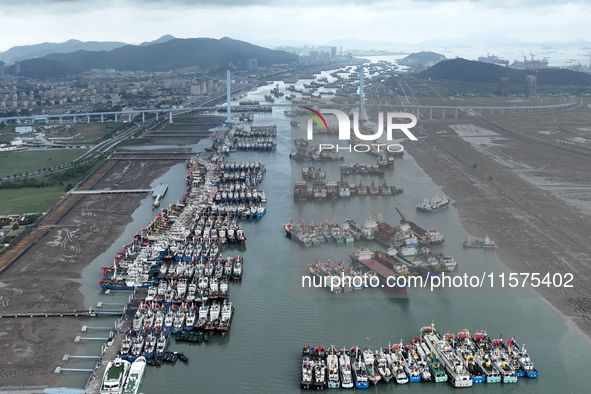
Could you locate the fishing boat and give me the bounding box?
[301,345,314,389]
[511,341,539,378]
[350,346,369,389]
[463,235,496,248]
[338,348,354,389]
[362,346,381,385]
[390,343,409,384]
[312,346,327,389]
[414,339,447,382]
[100,358,131,394]
[122,356,146,394]
[217,300,233,335]
[422,324,473,387]
[416,194,450,213]
[326,345,340,388]
[375,349,392,382]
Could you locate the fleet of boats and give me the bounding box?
[301,323,538,389]
[99,137,269,389]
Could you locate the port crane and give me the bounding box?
[395,207,408,224]
[370,207,383,224]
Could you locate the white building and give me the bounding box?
[15,126,33,134]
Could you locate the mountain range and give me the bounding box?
[5,37,298,78]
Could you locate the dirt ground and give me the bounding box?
[408,120,591,336]
[0,157,182,387]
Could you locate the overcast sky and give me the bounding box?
[0,0,590,51]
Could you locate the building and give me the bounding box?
[15,60,20,75]
[15,126,34,134]
[525,75,537,97]
[0,61,4,78]
[499,77,509,97]
[190,84,202,95]
[248,59,258,71]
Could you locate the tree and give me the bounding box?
[12,223,19,230]
[65,183,73,191]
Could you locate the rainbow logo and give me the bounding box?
[304,107,328,131]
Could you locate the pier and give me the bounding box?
[0,309,125,318]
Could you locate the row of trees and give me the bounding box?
[0,158,100,190]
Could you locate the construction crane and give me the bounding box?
[370,207,382,224]
[394,207,408,224]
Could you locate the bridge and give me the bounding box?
[0,70,579,125]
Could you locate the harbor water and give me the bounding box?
[68,75,591,392]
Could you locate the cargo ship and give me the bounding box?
[349,248,408,292]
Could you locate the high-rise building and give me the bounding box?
[331,47,337,57]
[0,61,4,78]
[15,60,20,75]
[248,59,258,71]
[525,75,537,97]
[499,77,509,97]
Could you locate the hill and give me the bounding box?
[0,39,127,63]
[417,58,591,85]
[399,51,446,66]
[8,37,298,78]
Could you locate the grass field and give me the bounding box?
[0,149,86,179]
[0,185,69,214]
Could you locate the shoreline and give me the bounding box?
[0,157,182,387]
[405,122,591,340]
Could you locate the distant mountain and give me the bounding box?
[417,58,591,85]
[139,34,176,46]
[7,37,298,78]
[0,39,127,63]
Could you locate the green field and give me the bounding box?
[0,185,68,214]
[0,149,86,179]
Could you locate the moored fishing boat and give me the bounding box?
[350,346,369,389]
[301,345,314,389]
[422,323,472,387]
[326,345,340,388]
[362,346,381,385]
[122,356,146,394]
[338,348,354,389]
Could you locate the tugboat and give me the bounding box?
[326,345,340,388]
[350,346,369,389]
